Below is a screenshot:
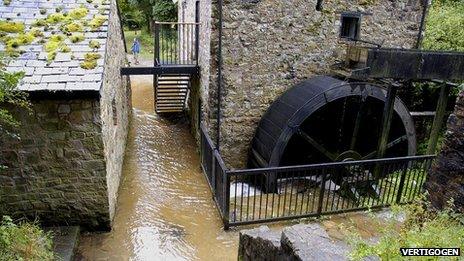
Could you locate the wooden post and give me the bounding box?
[427,83,451,155]
[377,85,398,159]
[373,85,398,179]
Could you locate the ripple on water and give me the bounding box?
[77,81,238,260]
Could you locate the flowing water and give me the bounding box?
[75,74,387,260]
[76,76,238,260]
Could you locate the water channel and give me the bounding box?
[75,75,385,260]
[76,75,238,260]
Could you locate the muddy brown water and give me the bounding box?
[76,76,239,260]
[76,75,386,260]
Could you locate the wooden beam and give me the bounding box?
[297,129,337,161]
[410,111,436,117]
[120,65,199,76]
[363,135,408,160]
[354,48,464,81]
[376,85,398,159]
[427,84,451,154]
[350,98,366,150]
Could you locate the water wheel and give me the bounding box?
[249,76,416,192]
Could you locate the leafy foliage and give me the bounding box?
[119,0,147,29]
[118,0,177,29]
[0,58,29,136]
[423,0,464,51]
[152,0,177,22]
[0,216,54,261]
[348,198,464,260]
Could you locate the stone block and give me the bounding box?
[239,226,283,260]
[281,224,350,260]
[57,104,71,114]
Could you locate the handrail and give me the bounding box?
[227,154,436,175]
[154,21,200,25]
[199,121,436,228]
[154,21,200,65]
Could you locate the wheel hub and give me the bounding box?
[335,150,362,162]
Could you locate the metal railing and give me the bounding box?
[200,124,229,223]
[199,123,435,228]
[154,22,200,66]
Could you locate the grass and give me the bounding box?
[124,29,154,59]
[124,29,179,62]
[347,199,464,260]
[0,216,54,260]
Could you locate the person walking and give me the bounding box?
[131,37,141,65]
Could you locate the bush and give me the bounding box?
[347,199,464,260]
[423,0,464,51]
[0,216,54,260]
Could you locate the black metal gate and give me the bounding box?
[200,123,435,229]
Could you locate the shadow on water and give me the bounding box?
[76,75,239,260]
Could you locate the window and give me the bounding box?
[340,12,361,40]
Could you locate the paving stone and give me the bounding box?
[282,224,350,261]
[23,75,42,84]
[26,60,47,67]
[239,226,283,261]
[43,67,70,75]
[45,226,80,261]
[54,53,72,62]
[239,224,352,261]
[47,83,66,90]
[1,0,110,92]
[42,75,60,83]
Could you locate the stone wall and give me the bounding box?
[239,224,350,260]
[0,96,111,229]
[0,0,130,230]
[206,0,424,168]
[179,0,213,141]
[426,90,464,212]
[100,0,131,224]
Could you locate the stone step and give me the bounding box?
[239,224,350,261]
[44,226,80,261]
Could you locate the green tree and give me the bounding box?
[152,0,177,22]
[118,0,177,30]
[0,59,29,139]
[119,0,146,29]
[422,0,464,51]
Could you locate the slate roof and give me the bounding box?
[0,0,110,91]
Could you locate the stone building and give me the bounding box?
[180,0,426,168]
[0,0,130,230]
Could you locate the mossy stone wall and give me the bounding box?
[0,97,111,229]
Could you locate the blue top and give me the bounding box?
[131,40,141,54]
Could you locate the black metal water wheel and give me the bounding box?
[249,76,416,192]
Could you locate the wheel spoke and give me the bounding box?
[297,129,337,161]
[337,97,348,153]
[350,97,366,150]
[362,135,408,159]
